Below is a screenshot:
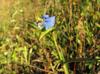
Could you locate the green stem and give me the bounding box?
[52,32,69,74]
[63,63,69,74]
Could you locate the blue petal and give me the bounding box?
[43,16,55,30]
[42,15,49,19]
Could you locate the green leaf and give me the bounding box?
[96,24,100,30]
[39,27,55,40]
[30,23,40,30]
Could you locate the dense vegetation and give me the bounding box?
[0,0,100,74]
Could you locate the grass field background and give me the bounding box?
[0,0,100,74]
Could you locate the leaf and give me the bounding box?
[29,23,40,30]
[23,46,28,63]
[96,56,100,62]
[96,23,100,30]
[39,27,55,40]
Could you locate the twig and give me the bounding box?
[29,65,54,74]
[64,58,100,63]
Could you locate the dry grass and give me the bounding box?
[0,0,99,74]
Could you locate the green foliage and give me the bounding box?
[0,0,99,74]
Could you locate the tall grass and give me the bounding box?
[0,0,100,74]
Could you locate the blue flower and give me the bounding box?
[42,15,49,19]
[42,15,55,30]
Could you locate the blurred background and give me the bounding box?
[0,0,100,74]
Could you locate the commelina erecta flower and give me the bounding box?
[42,15,55,30]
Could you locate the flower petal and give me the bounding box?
[43,16,55,30]
[42,15,49,19]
